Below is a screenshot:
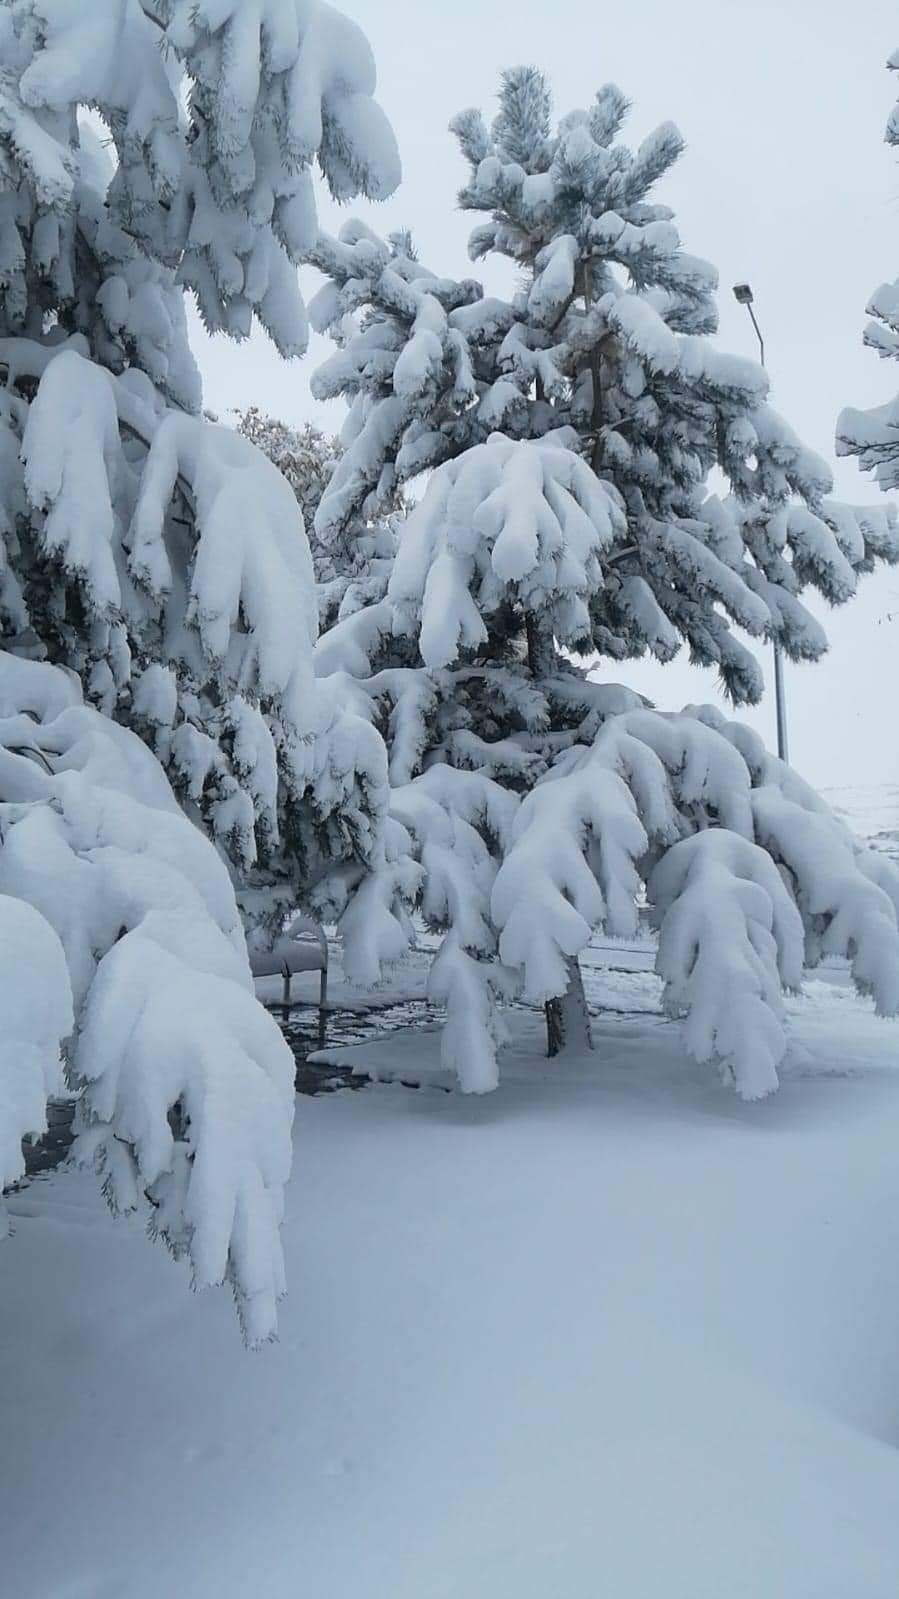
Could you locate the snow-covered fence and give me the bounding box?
[250,917,329,1014]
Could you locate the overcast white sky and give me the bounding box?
[194,0,899,790]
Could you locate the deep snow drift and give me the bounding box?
[3,947,899,1599]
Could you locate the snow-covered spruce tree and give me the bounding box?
[315,429,899,1091]
[0,0,401,948]
[307,222,507,540]
[234,405,402,631]
[312,73,898,703]
[451,69,899,694]
[0,0,399,1335]
[837,50,899,495]
[311,69,899,1072]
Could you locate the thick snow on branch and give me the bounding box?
[1,0,399,361]
[494,757,648,1004]
[389,435,625,667]
[0,653,295,1342]
[392,765,518,1092]
[131,407,319,732]
[650,831,804,1101]
[490,704,898,1095]
[3,339,393,921]
[752,788,899,1016]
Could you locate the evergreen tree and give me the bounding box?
[317,425,899,1087]
[314,71,899,1079]
[837,50,899,494]
[0,0,399,1337]
[313,72,897,704]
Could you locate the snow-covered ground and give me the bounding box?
[4,949,899,1599]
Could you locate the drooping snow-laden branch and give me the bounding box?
[1,0,400,364]
[0,653,296,1343]
[492,707,899,1099]
[1,336,392,946]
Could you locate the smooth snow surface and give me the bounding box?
[3,969,899,1599]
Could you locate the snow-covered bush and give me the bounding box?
[0,653,296,1343]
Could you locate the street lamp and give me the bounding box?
[732,281,789,763]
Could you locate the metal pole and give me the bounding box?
[772,635,789,765]
[735,289,788,763]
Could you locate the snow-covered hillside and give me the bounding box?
[3,964,899,1599]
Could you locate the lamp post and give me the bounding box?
[733,282,789,764]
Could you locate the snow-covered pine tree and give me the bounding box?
[836,49,899,493]
[317,430,899,1094]
[451,68,899,695]
[0,0,400,1336]
[0,0,402,947]
[312,70,899,1083]
[312,72,897,703]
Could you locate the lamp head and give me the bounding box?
[733,282,754,306]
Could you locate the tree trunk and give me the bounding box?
[545,954,593,1057]
[583,263,605,475]
[525,611,555,679]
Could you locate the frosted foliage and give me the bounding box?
[837,49,899,495]
[311,74,897,710]
[490,707,898,1097]
[0,653,295,1341]
[444,68,898,701]
[315,419,899,1094]
[0,0,399,374]
[234,405,401,630]
[0,337,393,947]
[235,408,342,551]
[389,435,625,668]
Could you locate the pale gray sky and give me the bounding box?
[193,0,899,789]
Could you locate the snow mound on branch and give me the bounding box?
[389,435,625,667]
[2,0,400,361]
[3,337,373,915]
[492,707,899,1100]
[0,653,295,1343]
[650,831,804,1101]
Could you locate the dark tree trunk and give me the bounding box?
[545,954,593,1057]
[525,611,555,679]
